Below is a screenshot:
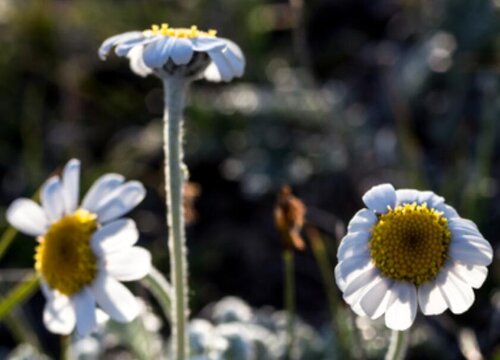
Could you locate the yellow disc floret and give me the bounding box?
[369,203,451,285]
[35,209,98,296]
[145,23,217,38]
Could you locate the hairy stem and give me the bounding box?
[283,249,295,359]
[385,330,409,360]
[163,76,189,360]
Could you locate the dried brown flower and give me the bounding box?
[274,185,306,251]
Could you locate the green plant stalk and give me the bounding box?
[140,266,173,322]
[163,76,190,360]
[283,249,295,359]
[309,233,352,358]
[385,330,408,360]
[0,227,18,263]
[61,335,71,360]
[0,272,39,321]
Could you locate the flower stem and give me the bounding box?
[163,76,189,360]
[283,249,295,359]
[0,227,18,263]
[141,266,173,322]
[385,330,409,360]
[0,272,39,321]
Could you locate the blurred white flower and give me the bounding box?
[99,23,245,82]
[212,296,253,324]
[336,184,493,330]
[7,159,151,336]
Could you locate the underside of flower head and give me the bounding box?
[335,184,493,331]
[99,23,245,82]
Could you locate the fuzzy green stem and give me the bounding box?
[385,330,409,360]
[0,272,39,321]
[141,266,173,322]
[283,249,295,359]
[0,227,17,263]
[163,76,189,360]
[61,335,71,360]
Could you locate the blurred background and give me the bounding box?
[0,0,499,358]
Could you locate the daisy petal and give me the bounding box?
[346,208,377,233]
[72,287,97,336]
[418,278,448,315]
[81,174,125,213]
[93,181,146,224]
[343,264,378,302]
[362,183,396,214]
[207,50,234,82]
[450,262,488,289]
[384,283,417,331]
[91,219,139,256]
[222,39,245,77]
[395,189,419,205]
[127,46,152,77]
[62,159,80,214]
[203,62,223,82]
[359,277,393,319]
[171,38,194,65]
[449,219,482,238]
[99,31,144,60]
[450,239,493,266]
[439,271,475,314]
[6,198,48,236]
[41,177,66,222]
[143,37,174,68]
[191,37,226,52]
[91,273,139,323]
[337,253,371,286]
[417,191,444,207]
[43,293,76,335]
[115,37,154,57]
[105,247,152,281]
[434,204,459,219]
[337,231,370,260]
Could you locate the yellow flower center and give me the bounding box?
[35,209,98,296]
[369,203,451,285]
[144,23,217,38]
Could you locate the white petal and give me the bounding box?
[439,270,475,314]
[171,38,194,65]
[337,231,370,260]
[91,273,139,322]
[127,46,152,77]
[105,247,152,281]
[115,37,154,57]
[343,263,378,303]
[337,253,371,287]
[384,282,417,331]
[359,277,393,319]
[449,218,482,238]
[6,198,48,236]
[93,181,146,224]
[143,36,174,68]
[72,287,97,336]
[449,262,488,289]
[362,183,396,214]
[203,62,223,82]
[41,177,66,222]
[418,278,448,315]
[91,218,139,256]
[221,39,245,77]
[43,292,76,335]
[434,203,459,219]
[99,31,144,60]
[81,174,125,213]
[346,208,377,233]
[418,191,444,208]
[450,239,493,266]
[207,50,234,82]
[62,159,80,214]
[191,37,226,52]
[395,189,419,205]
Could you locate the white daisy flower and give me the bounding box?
[99,23,245,82]
[335,183,493,331]
[6,159,151,336]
